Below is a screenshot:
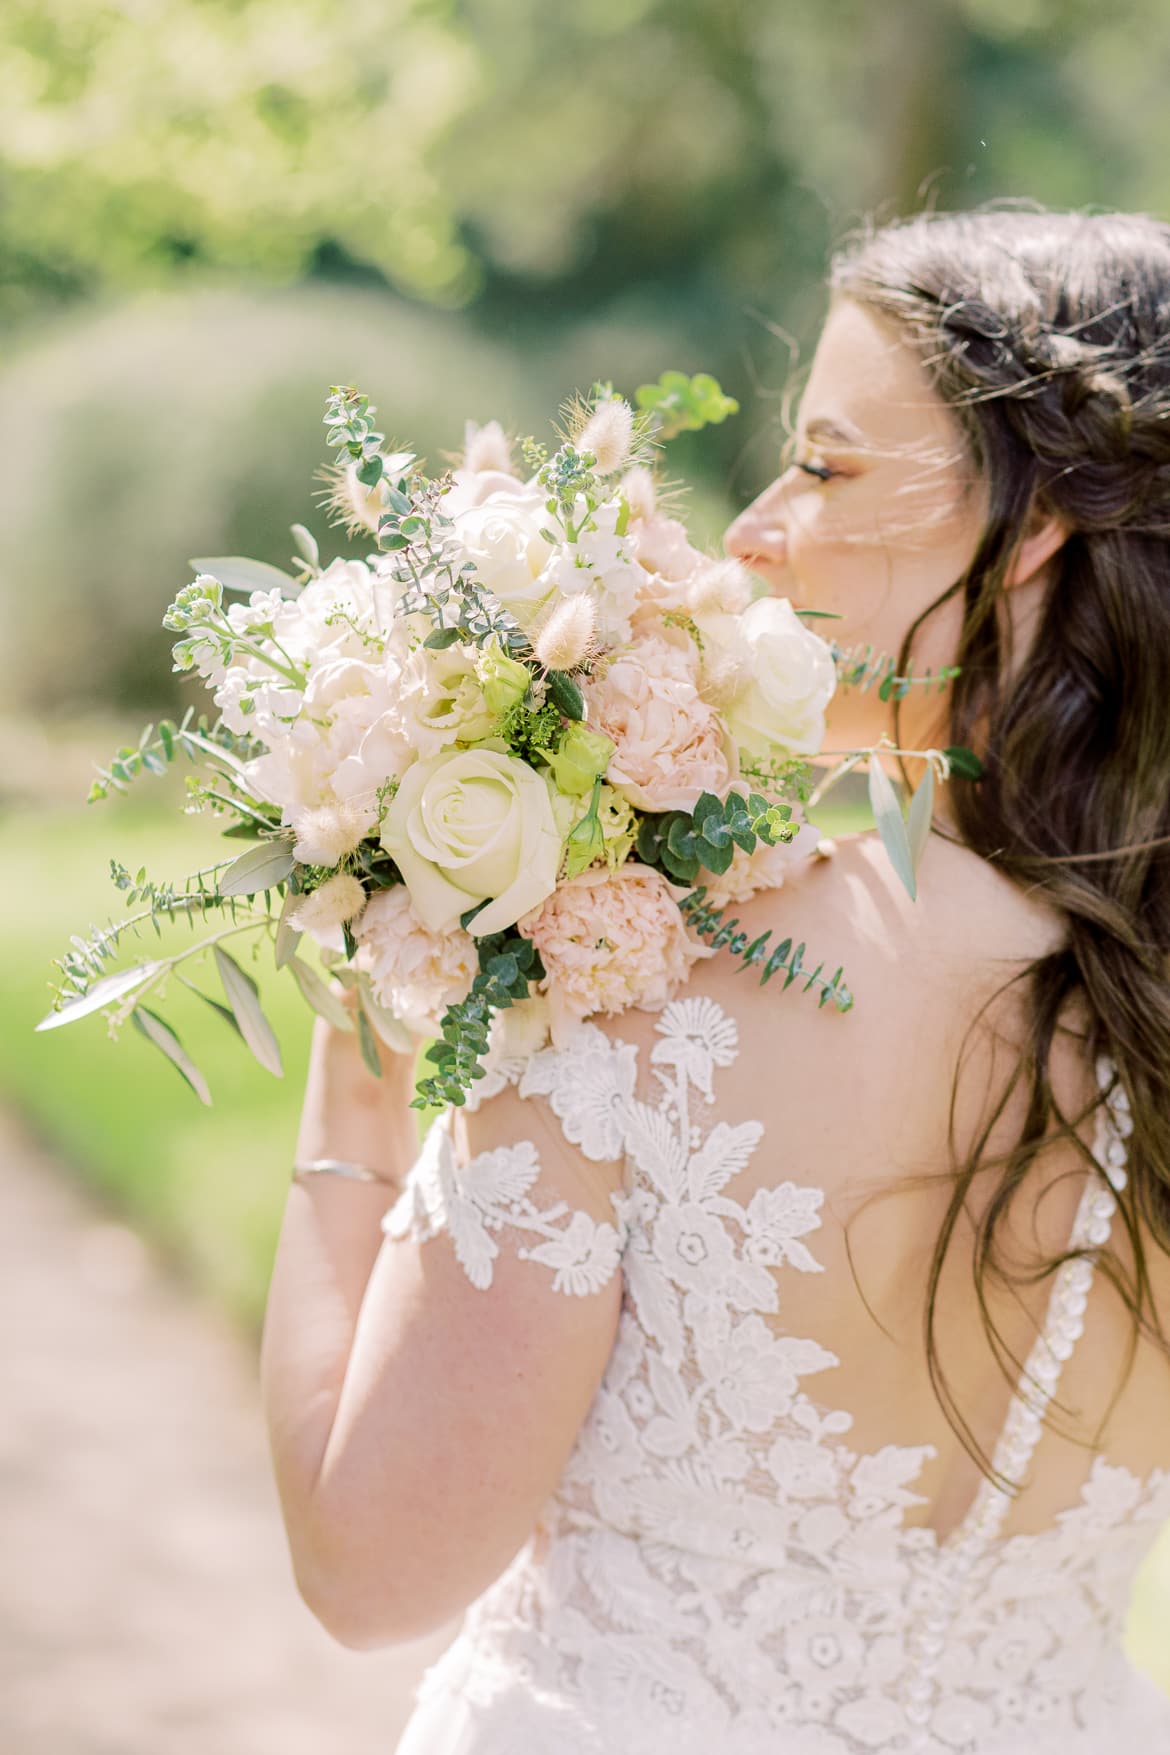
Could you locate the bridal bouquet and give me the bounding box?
[39,374,968,1108]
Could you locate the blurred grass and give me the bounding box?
[0,782,311,1338]
[0,760,1167,1689]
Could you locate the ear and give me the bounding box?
[1004,502,1071,589]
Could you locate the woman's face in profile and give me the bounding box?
[724,297,988,748]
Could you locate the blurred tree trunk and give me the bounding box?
[861,0,971,216]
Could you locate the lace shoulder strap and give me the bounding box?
[899,1054,1132,1733]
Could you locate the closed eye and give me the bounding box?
[796,460,835,483]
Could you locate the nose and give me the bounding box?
[724,487,790,569]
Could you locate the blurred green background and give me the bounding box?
[2,0,1168,1687]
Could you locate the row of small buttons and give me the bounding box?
[898,1054,1128,1744]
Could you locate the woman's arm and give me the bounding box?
[258,1015,419,1632]
[259,1015,625,1650]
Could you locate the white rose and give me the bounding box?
[380,747,563,936]
[454,489,557,629]
[698,597,837,758]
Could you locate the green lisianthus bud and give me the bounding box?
[543,723,615,796]
[562,777,607,879]
[479,640,531,717]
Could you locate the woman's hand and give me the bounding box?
[294,997,420,1184]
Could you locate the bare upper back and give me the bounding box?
[611,827,1170,1541]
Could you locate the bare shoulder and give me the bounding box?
[641,829,1072,1153]
[733,828,1068,977]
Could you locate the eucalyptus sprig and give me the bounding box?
[678,889,853,1012]
[87,707,266,804]
[412,924,546,1110]
[635,789,797,887]
[830,638,962,702]
[373,467,532,660]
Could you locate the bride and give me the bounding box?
[259,207,1170,1752]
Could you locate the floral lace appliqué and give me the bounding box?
[389,1000,1170,1755]
[382,1108,627,1295]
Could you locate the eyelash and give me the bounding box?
[795,459,835,483]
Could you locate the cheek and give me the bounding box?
[785,488,892,609]
[799,475,980,599]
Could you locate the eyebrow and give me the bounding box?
[803,415,866,446]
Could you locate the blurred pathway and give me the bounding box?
[0,1109,452,1755]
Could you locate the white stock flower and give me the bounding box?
[213,668,303,738]
[244,652,412,834]
[696,597,837,758]
[381,746,563,936]
[286,558,391,659]
[537,497,641,645]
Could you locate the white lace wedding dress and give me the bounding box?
[383,996,1170,1754]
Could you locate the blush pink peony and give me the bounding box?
[518,864,713,1040]
[354,886,477,1037]
[584,634,737,812]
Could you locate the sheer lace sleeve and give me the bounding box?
[380,1084,632,1297]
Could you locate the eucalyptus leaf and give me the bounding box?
[290,523,319,569]
[36,961,162,1030]
[906,763,935,879]
[273,888,303,970]
[356,1005,383,1078]
[288,957,354,1032]
[357,974,414,1054]
[132,1007,212,1105]
[216,838,295,897]
[212,945,283,1076]
[867,760,917,901]
[944,744,985,781]
[189,556,300,597]
[177,975,241,1036]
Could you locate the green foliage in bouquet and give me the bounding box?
[635,789,798,886]
[412,920,546,1111]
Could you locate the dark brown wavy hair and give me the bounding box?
[828,205,1170,1481]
